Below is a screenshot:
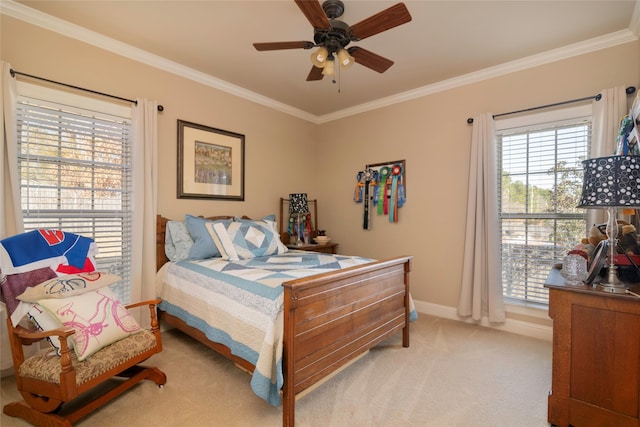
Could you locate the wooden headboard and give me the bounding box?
[156,214,249,271]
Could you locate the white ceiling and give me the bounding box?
[5,0,640,122]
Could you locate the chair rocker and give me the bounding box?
[3,298,166,427]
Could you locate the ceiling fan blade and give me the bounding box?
[294,0,331,29]
[253,41,314,51]
[348,47,394,73]
[348,3,412,41]
[306,66,325,81]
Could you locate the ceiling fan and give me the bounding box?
[253,0,412,81]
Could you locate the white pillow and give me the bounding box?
[38,287,141,361]
[26,303,74,356]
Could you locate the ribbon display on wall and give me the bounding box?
[354,160,406,229]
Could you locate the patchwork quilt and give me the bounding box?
[157,251,393,406]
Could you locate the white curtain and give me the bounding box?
[130,99,158,319]
[458,113,505,323]
[1,61,23,238]
[1,61,24,372]
[588,86,629,226]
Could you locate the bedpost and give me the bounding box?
[282,285,295,427]
[156,215,169,271]
[403,258,412,348]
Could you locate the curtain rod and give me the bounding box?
[10,69,164,112]
[466,86,636,124]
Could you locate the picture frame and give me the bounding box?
[177,120,245,200]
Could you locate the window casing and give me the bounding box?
[16,82,133,303]
[497,106,591,306]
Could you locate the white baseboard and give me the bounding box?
[413,299,553,342]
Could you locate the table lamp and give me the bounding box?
[578,155,640,293]
[289,193,309,246]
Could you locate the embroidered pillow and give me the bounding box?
[26,303,74,356]
[38,287,141,361]
[17,272,121,303]
[184,214,232,260]
[164,221,194,261]
[206,218,288,261]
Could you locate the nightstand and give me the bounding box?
[286,242,338,254]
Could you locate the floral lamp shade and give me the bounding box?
[578,155,640,208]
[289,193,309,214]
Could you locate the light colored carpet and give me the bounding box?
[1,315,552,426]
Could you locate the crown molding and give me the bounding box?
[630,0,640,37]
[318,28,638,123]
[2,0,638,125]
[0,0,317,123]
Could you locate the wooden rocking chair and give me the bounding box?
[3,298,166,427]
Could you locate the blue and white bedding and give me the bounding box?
[156,250,378,406]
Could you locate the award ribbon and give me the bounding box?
[389,164,403,223]
[363,168,374,229]
[353,172,364,203]
[377,167,390,215]
[288,216,294,235]
[305,213,313,235]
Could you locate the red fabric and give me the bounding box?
[56,257,96,274]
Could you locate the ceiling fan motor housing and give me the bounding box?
[322,0,345,19]
[314,19,350,54]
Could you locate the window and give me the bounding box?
[497,106,592,305]
[16,82,133,303]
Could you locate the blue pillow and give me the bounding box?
[164,221,194,261]
[184,215,232,260]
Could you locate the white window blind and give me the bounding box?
[16,82,133,303]
[497,108,591,305]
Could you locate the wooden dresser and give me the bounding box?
[545,268,640,427]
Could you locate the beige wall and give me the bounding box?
[3,15,640,326]
[1,16,318,223]
[316,42,640,316]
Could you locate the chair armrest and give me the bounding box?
[124,299,162,341]
[14,324,75,343]
[125,298,162,310]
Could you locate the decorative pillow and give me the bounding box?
[164,221,194,261]
[26,303,74,356]
[17,272,121,303]
[206,218,288,261]
[184,214,232,260]
[38,287,141,361]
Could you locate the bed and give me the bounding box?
[155,214,413,427]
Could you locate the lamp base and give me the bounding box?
[596,282,628,294]
[596,265,627,294]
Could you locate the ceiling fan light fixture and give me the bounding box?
[336,48,354,69]
[310,46,329,68]
[322,58,335,76]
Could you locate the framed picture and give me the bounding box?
[177,120,245,200]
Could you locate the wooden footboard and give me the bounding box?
[156,215,412,427]
[281,256,411,427]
